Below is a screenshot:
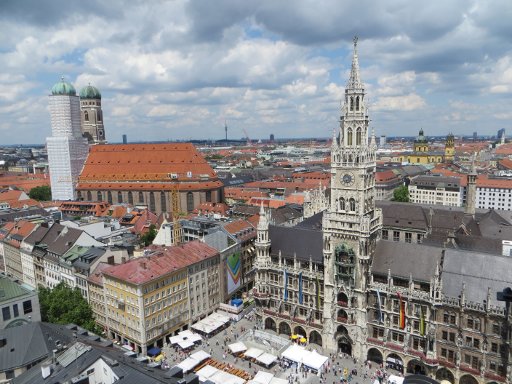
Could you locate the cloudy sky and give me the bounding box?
[0,0,511,144]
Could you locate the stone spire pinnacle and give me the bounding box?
[347,36,363,90]
[370,128,377,149]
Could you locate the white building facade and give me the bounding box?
[408,175,461,207]
[47,78,89,201]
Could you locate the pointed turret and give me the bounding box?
[465,154,477,216]
[370,128,377,150]
[347,36,363,90]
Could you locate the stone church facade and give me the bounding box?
[254,39,512,384]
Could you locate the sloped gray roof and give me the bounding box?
[269,224,323,263]
[372,240,442,282]
[442,249,512,308]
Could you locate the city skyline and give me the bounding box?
[0,0,511,144]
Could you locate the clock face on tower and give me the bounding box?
[342,172,354,186]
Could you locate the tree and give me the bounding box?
[139,224,157,246]
[29,185,52,201]
[392,185,410,202]
[38,282,99,333]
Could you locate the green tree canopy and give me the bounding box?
[38,282,98,332]
[392,185,410,202]
[140,224,157,246]
[29,185,52,201]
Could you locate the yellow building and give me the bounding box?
[395,129,454,165]
[101,241,219,355]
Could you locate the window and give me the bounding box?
[382,230,388,240]
[356,128,362,146]
[2,307,10,321]
[405,232,412,243]
[372,327,384,338]
[149,192,156,212]
[339,198,345,211]
[161,192,167,212]
[393,231,400,242]
[443,312,456,324]
[23,300,32,314]
[13,304,18,318]
[206,190,212,202]
[350,97,354,111]
[117,191,123,203]
[128,191,133,205]
[442,331,448,340]
[355,96,360,111]
[107,191,112,204]
[84,111,89,122]
[349,198,356,212]
[97,191,102,201]
[139,191,144,203]
[187,192,194,212]
[347,128,353,146]
[87,191,92,201]
[491,342,498,353]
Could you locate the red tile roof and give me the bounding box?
[375,170,400,182]
[102,240,218,285]
[499,158,512,170]
[193,202,229,216]
[78,143,220,192]
[88,262,112,286]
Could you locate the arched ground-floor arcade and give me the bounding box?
[263,317,324,348]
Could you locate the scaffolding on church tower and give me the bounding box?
[170,185,183,245]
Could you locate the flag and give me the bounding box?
[419,306,425,336]
[376,289,383,323]
[316,275,320,309]
[397,292,406,330]
[298,272,303,304]
[283,269,288,301]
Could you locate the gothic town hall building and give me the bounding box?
[254,39,512,384]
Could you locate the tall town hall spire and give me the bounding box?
[347,36,363,90]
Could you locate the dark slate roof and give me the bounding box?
[0,322,73,372]
[377,201,428,230]
[441,249,512,308]
[35,223,83,257]
[0,207,49,224]
[269,224,323,263]
[296,211,323,230]
[22,226,50,246]
[372,240,442,282]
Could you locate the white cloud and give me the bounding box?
[373,93,426,111]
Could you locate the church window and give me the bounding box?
[107,191,112,204]
[84,111,89,122]
[355,96,360,111]
[97,191,102,201]
[349,198,355,211]
[206,190,212,202]
[347,129,353,146]
[187,192,194,212]
[149,192,155,212]
[356,128,362,145]
[117,191,123,203]
[161,192,167,212]
[340,197,345,211]
[128,191,133,205]
[87,191,92,201]
[77,191,82,200]
[350,97,354,111]
[138,191,144,203]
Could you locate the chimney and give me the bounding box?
[41,362,52,379]
[141,261,147,269]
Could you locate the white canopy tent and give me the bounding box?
[388,375,404,384]
[192,312,231,335]
[177,340,195,350]
[228,342,247,354]
[253,371,273,384]
[244,347,264,359]
[281,344,328,372]
[270,378,288,384]
[176,349,211,373]
[196,365,245,384]
[256,352,278,366]
[169,330,203,346]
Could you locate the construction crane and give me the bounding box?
[170,185,183,246]
[243,128,251,146]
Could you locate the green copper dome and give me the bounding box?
[79,84,101,99]
[51,77,76,96]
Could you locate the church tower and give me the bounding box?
[322,37,382,356]
[444,133,455,163]
[79,84,106,143]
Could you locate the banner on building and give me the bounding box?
[376,289,384,323]
[298,272,303,304]
[226,252,241,294]
[316,275,320,309]
[397,292,406,329]
[420,306,425,336]
[283,269,288,301]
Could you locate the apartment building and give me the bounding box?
[101,240,219,355]
[409,175,461,207]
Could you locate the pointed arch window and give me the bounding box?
[149,192,155,212]
[117,191,123,203]
[128,191,133,205]
[84,110,89,122]
[187,192,194,212]
[97,191,102,201]
[349,198,356,212]
[107,191,112,204]
[138,191,144,203]
[347,128,353,146]
[350,97,354,111]
[160,191,167,212]
[340,197,345,211]
[355,96,360,111]
[356,127,362,146]
[86,191,92,201]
